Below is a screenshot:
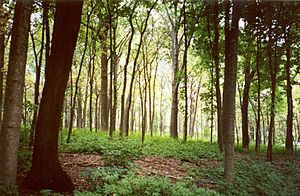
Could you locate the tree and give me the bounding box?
[23,0,83,191]
[0,0,33,191]
[222,0,243,183]
[165,0,183,139]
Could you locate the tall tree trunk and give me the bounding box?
[89,53,95,132]
[122,2,156,139]
[76,87,82,128]
[267,37,278,162]
[213,1,222,151]
[67,6,92,142]
[108,0,118,138]
[255,24,261,152]
[67,7,91,143]
[241,62,254,149]
[223,0,242,183]
[0,0,33,189]
[23,0,82,191]
[183,0,188,143]
[30,4,46,145]
[119,1,137,139]
[167,1,181,139]
[100,25,109,132]
[285,28,293,153]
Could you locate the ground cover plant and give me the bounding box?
[17,129,300,195]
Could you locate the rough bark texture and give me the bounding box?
[223,0,242,183]
[0,0,33,190]
[23,0,82,191]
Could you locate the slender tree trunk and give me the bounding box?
[241,62,254,149]
[119,1,137,139]
[89,54,95,132]
[23,0,82,191]
[285,29,293,153]
[76,87,82,128]
[0,1,6,123]
[100,25,109,132]
[183,0,188,143]
[30,12,45,146]
[223,0,242,183]
[0,0,33,189]
[167,1,181,139]
[67,7,92,142]
[255,26,261,152]
[267,38,278,162]
[212,1,223,151]
[122,2,156,139]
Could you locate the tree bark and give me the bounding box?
[241,62,254,149]
[100,21,109,132]
[255,22,261,152]
[212,1,223,152]
[23,0,82,191]
[285,28,293,153]
[0,0,33,190]
[223,0,242,183]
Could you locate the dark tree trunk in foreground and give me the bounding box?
[222,0,242,183]
[0,0,33,190]
[23,0,82,191]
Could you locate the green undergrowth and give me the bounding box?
[17,128,300,195]
[76,166,220,196]
[59,129,222,162]
[189,156,300,196]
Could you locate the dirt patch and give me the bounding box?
[134,156,189,181]
[59,153,104,190]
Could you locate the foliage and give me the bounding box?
[77,167,219,196]
[189,156,300,196]
[60,129,222,161]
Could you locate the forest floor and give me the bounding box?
[17,129,300,196]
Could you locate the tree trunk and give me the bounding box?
[122,2,156,139]
[119,1,137,139]
[212,1,223,152]
[100,24,109,132]
[183,0,188,143]
[0,0,33,190]
[223,0,242,183]
[255,21,261,152]
[241,62,254,149]
[23,0,82,191]
[76,87,82,128]
[67,6,92,142]
[267,38,277,162]
[285,28,293,153]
